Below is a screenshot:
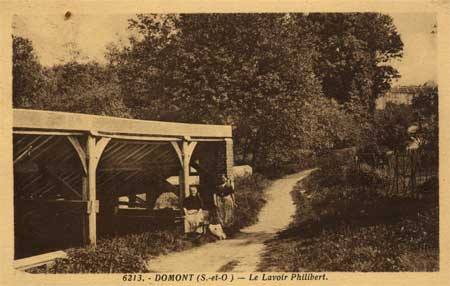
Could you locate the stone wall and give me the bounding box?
[194,140,234,209]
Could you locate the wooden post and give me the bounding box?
[86,135,97,245]
[81,176,88,245]
[171,140,197,208]
[85,135,111,246]
[179,170,185,207]
[182,140,190,199]
[128,193,137,208]
[224,138,234,178]
[171,141,184,207]
[145,189,153,210]
[68,136,90,244]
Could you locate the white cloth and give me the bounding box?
[184,209,208,233]
[153,192,180,210]
[208,224,227,239]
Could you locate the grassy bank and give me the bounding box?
[228,173,270,234]
[27,173,269,273]
[259,163,439,272]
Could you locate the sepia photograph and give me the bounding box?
[0,1,448,284]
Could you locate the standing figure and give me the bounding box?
[214,174,236,228]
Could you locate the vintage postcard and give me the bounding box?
[0,0,449,285]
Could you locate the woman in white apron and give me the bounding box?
[214,174,236,228]
[183,186,205,236]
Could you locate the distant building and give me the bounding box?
[376,85,420,110]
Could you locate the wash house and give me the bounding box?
[12,109,233,261]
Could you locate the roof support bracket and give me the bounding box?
[171,142,183,167]
[67,136,88,175]
[91,137,112,170]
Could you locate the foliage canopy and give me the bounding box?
[13,13,405,171]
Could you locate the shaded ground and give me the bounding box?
[258,169,439,272]
[146,169,316,272]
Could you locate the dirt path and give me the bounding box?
[147,169,315,272]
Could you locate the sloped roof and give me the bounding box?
[13,109,230,200]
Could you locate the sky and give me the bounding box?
[389,13,437,86]
[12,13,438,87]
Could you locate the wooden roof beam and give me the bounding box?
[13,129,84,136]
[40,166,81,199]
[113,144,149,166]
[14,109,232,138]
[13,136,42,165]
[29,137,62,161]
[132,144,162,162]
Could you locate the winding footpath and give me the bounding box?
[147,169,316,272]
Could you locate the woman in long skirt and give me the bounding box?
[214,174,236,228]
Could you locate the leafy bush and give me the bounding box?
[345,163,388,188]
[417,177,439,194]
[50,245,148,273]
[412,82,438,151]
[228,173,270,234]
[27,229,193,273]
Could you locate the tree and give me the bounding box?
[12,36,130,117]
[13,14,404,173]
[109,14,325,169]
[12,36,47,107]
[412,81,438,151]
[307,13,403,112]
[109,13,400,171]
[373,103,414,152]
[38,61,131,117]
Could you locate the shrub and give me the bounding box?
[417,177,439,194]
[50,245,148,273]
[26,229,196,273]
[346,163,388,188]
[258,149,318,179]
[228,173,270,234]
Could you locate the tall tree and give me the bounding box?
[109,14,326,168]
[12,36,46,107]
[307,13,403,112]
